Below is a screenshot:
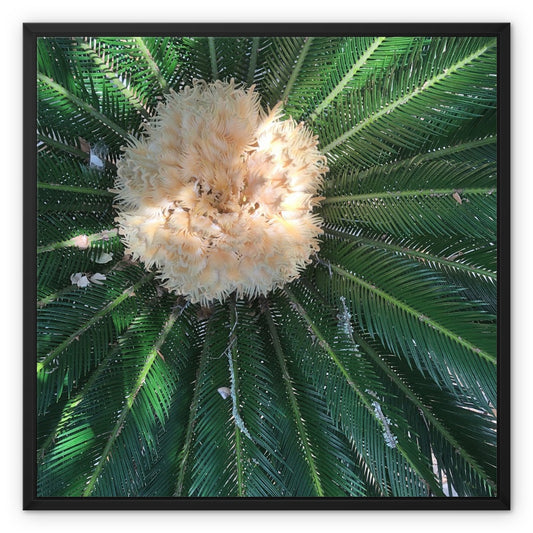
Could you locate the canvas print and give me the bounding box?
[33,31,502,502]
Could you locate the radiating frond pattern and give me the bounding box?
[36,35,498,498]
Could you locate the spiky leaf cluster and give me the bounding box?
[36,35,498,498]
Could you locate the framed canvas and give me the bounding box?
[23,22,510,510]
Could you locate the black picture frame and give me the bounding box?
[23,22,511,511]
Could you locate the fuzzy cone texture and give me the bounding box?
[114,80,328,304]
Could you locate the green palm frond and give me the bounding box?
[34,32,501,499]
[322,159,496,239]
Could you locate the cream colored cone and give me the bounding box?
[114,80,328,304]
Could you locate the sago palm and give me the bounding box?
[34,31,500,500]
